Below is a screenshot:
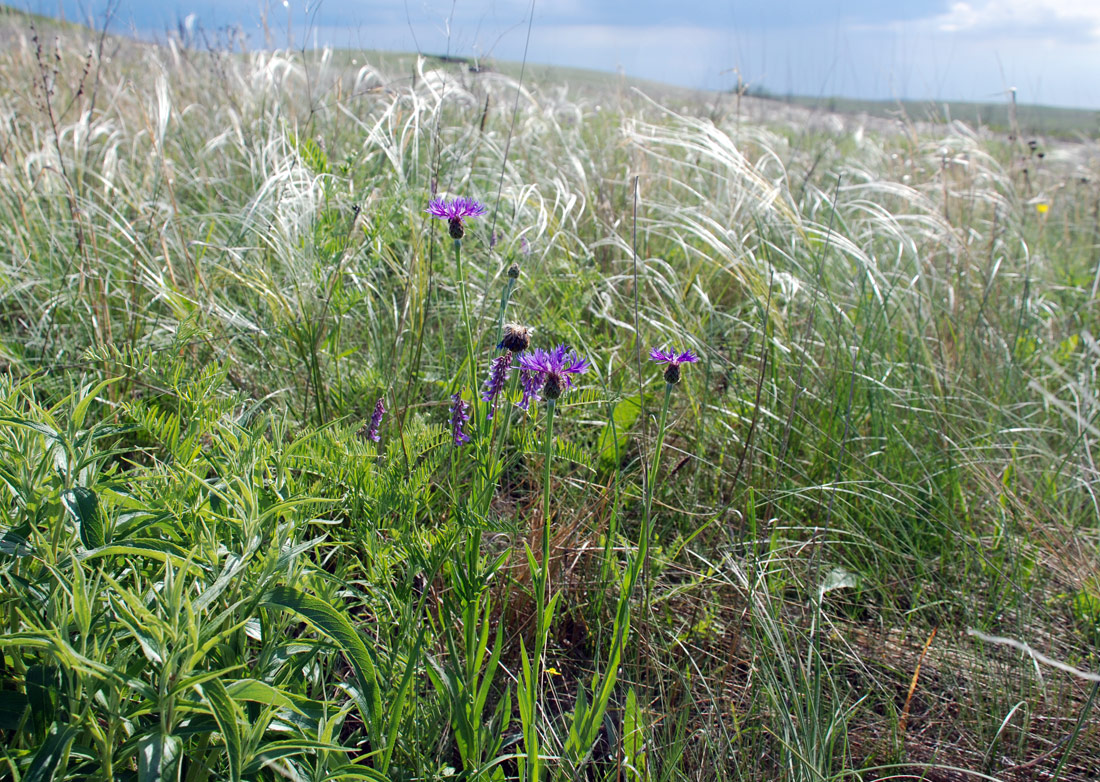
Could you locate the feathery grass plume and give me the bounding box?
[481,353,513,419]
[519,344,591,401]
[497,322,532,353]
[449,393,471,446]
[649,347,700,384]
[366,397,386,441]
[426,196,488,240]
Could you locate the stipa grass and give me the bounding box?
[0,9,1099,781]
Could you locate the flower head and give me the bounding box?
[426,196,488,239]
[482,353,514,419]
[498,323,532,354]
[649,347,699,384]
[518,344,591,401]
[366,397,386,441]
[449,393,471,446]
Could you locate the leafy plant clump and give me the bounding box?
[0,9,1098,781]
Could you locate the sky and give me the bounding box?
[23,0,1100,109]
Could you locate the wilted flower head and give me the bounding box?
[518,344,591,401]
[482,353,514,419]
[366,397,386,441]
[498,323,532,353]
[426,196,488,239]
[649,347,699,384]
[449,393,471,446]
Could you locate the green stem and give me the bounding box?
[541,400,554,589]
[640,384,673,617]
[453,239,480,411]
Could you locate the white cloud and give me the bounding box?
[931,0,1100,41]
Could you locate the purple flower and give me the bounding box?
[449,393,471,446]
[517,368,543,411]
[649,347,699,384]
[519,236,531,256]
[482,353,514,419]
[518,344,591,401]
[426,196,488,240]
[366,397,386,441]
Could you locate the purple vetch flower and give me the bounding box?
[519,236,531,256]
[449,393,471,446]
[518,344,591,401]
[366,397,386,441]
[517,368,544,411]
[482,352,514,419]
[649,347,699,384]
[426,196,488,240]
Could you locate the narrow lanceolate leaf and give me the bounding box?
[260,586,382,736]
[196,679,243,782]
[25,722,79,782]
[137,733,182,782]
[61,487,105,549]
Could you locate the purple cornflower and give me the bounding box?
[482,353,514,419]
[426,196,488,240]
[518,344,591,401]
[649,347,699,384]
[366,397,386,441]
[449,393,471,446]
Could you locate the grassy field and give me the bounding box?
[1,7,1100,781]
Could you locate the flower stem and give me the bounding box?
[541,398,556,592]
[640,384,673,616]
[453,239,479,412]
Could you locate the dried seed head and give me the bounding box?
[499,323,532,353]
[507,263,520,279]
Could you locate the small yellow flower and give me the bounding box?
[1036,202,1050,215]
[545,667,562,677]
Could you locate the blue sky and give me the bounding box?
[25,0,1100,108]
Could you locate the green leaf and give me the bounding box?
[597,395,642,468]
[196,679,243,782]
[0,691,28,730]
[224,679,308,714]
[137,732,182,782]
[61,487,105,549]
[260,586,382,738]
[71,377,121,430]
[25,722,78,782]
